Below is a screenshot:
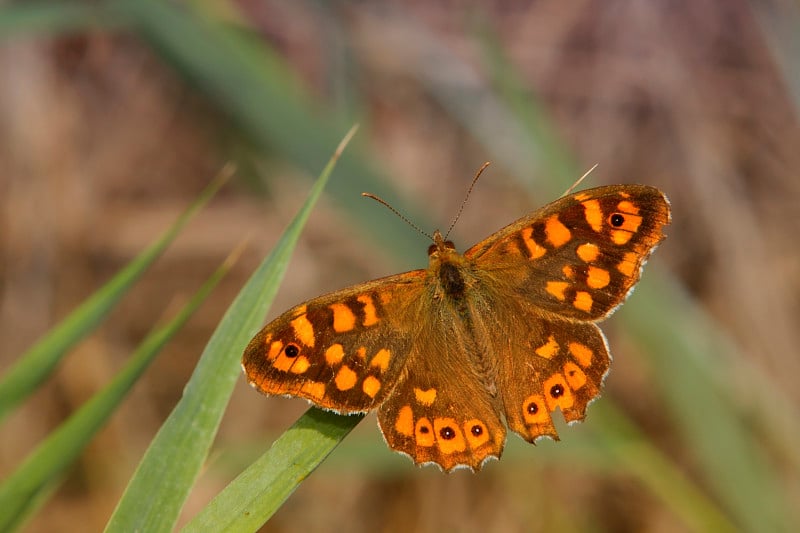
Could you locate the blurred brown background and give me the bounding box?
[1,1,799,531]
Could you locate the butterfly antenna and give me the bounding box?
[444,161,491,240]
[561,163,599,197]
[362,192,433,241]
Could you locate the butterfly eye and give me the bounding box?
[609,213,625,227]
[284,344,300,358]
[427,243,437,256]
[439,426,456,440]
[550,384,565,398]
[526,401,539,415]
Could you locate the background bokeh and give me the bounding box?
[1,1,799,531]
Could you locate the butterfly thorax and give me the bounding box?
[426,230,501,399]
[427,230,471,301]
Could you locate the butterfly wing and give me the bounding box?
[465,185,670,441]
[376,307,507,472]
[242,271,428,413]
[465,184,671,320]
[496,315,611,442]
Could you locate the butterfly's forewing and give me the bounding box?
[466,185,671,321]
[242,271,427,413]
[465,185,670,441]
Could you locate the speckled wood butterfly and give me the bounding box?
[243,182,671,471]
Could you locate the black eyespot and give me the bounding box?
[550,384,564,398]
[284,344,300,358]
[471,424,483,437]
[440,426,456,440]
[610,213,625,227]
[419,425,430,434]
[527,402,539,415]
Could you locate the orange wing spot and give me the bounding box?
[272,350,297,372]
[576,243,600,263]
[522,394,550,425]
[617,200,639,215]
[356,346,367,360]
[582,199,603,232]
[568,342,593,367]
[619,191,631,198]
[544,373,575,412]
[290,355,310,374]
[617,252,638,277]
[611,230,633,245]
[290,314,315,348]
[574,291,593,312]
[521,227,547,259]
[563,362,587,390]
[362,376,381,398]
[586,266,610,289]
[609,213,642,245]
[433,418,467,454]
[334,365,358,391]
[562,265,575,279]
[414,387,437,406]
[357,294,379,326]
[546,281,569,301]
[395,405,414,436]
[267,340,284,361]
[379,292,392,305]
[415,417,435,447]
[535,335,559,359]
[300,380,326,400]
[325,344,344,365]
[545,215,572,247]
[330,303,356,333]
[574,192,590,201]
[370,348,391,372]
[463,419,490,449]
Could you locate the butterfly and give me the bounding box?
[243,182,671,471]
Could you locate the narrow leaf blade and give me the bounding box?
[105,127,357,533]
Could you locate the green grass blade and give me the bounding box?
[0,169,231,423]
[0,244,241,533]
[104,126,358,533]
[182,409,364,533]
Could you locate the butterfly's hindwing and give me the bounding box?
[496,318,611,443]
[377,311,506,471]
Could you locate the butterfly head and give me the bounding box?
[427,229,457,258]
